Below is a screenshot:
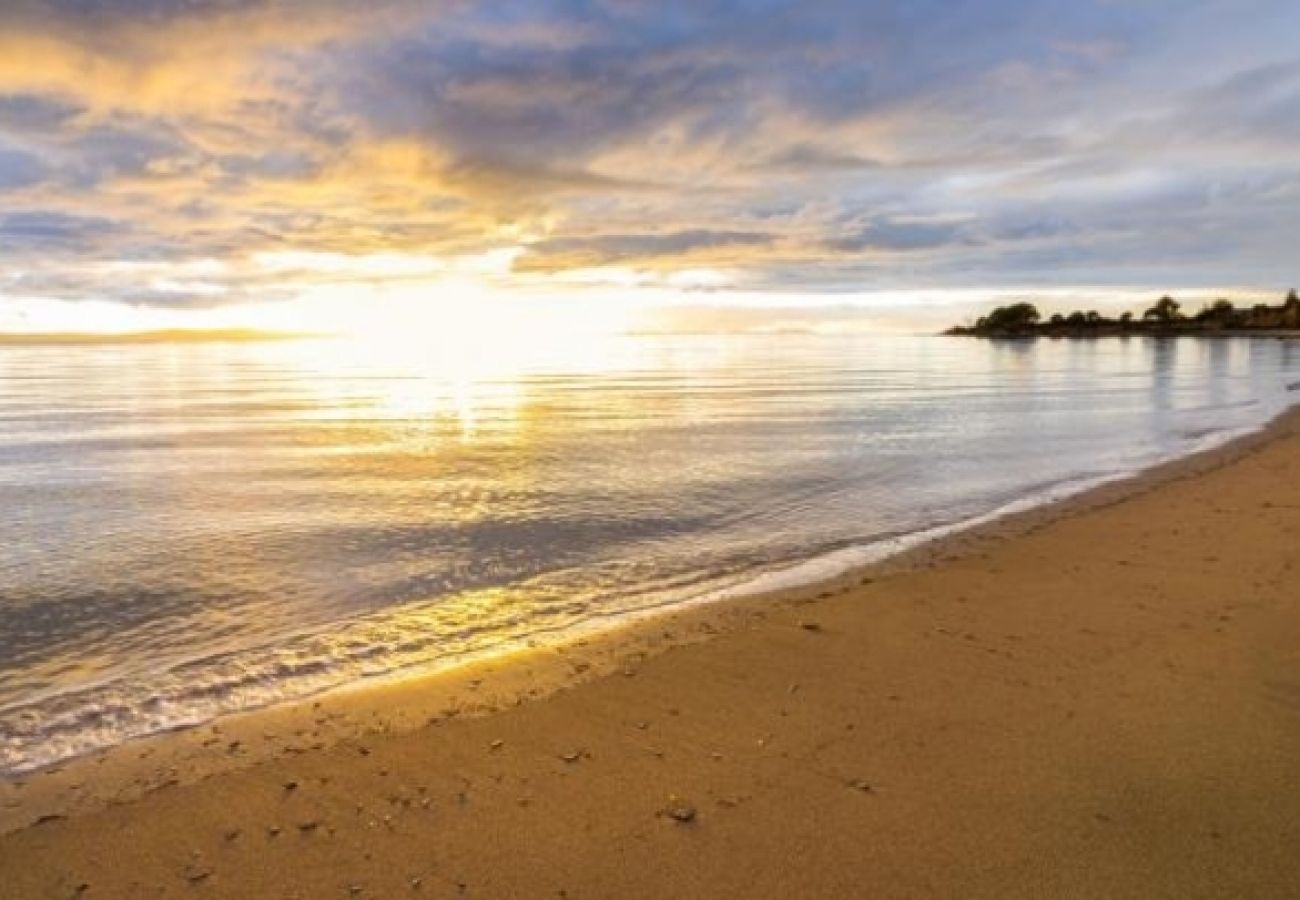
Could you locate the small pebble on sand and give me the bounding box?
[666,802,697,823]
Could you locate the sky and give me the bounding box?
[0,0,1298,333]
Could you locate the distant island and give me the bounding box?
[0,328,312,346]
[948,290,1300,338]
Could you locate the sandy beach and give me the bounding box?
[2,406,1298,899]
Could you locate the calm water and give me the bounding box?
[1,333,1298,773]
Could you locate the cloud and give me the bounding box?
[0,0,1298,321]
[0,210,122,252]
[518,229,773,270]
[0,93,82,134]
[827,218,973,254]
[0,146,46,191]
[754,145,885,173]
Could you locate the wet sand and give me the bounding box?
[2,408,1299,898]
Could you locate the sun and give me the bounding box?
[239,244,643,362]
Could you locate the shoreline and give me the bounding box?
[949,329,1300,340]
[1,397,1294,793]
[0,403,1296,844]
[0,329,315,345]
[2,399,1297,894]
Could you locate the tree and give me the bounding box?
[1199,298,1235,325]
[980,303,1041,331]
[1119,311,1134,324]
[1283,290,1300,328]
[1143,295,1182,323]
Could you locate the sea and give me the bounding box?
[2,332,1298,773]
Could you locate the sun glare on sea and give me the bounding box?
[4,252,657,449]
[253,272,652,445]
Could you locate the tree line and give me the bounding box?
[949,290,1300,336]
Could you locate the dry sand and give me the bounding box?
[2,409,1299,898]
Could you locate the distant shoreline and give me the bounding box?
[0,328,316,346]
[946,324,1300,339]
[948,290,1300,338]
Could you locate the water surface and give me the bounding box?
[2,333,1298,772]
